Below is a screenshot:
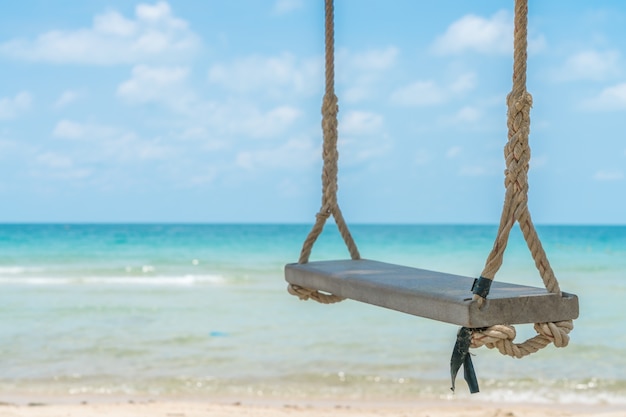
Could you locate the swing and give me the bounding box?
[285,0,578,392]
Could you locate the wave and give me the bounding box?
[0,266,44,274]
[0,274,227,286]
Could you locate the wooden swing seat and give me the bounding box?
[285,259,579,328]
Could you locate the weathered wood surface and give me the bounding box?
[285,259,579,327]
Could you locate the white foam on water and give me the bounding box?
[80,274,227,286]
[0,266,43,275]
[476,387,626,406]
[0,274,227,286]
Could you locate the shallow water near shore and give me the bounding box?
[0,224,625,404]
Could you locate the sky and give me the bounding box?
[1,1,625,224]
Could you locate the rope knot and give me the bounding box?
[471,324,516,349]
[287,283,345,304]
[534,320,573,348]
[316,210,331,221]
[470,320,574,359]
[321,93,338,117]
[288,283,314,300]
[507,91,532,112]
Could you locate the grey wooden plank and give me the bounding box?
[285,259,579,328]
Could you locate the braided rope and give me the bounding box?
[288,0,360,304]
[472,0,573,357]
[471,321,573,358]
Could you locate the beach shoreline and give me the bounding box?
[2,224,625,416]
[1,396,625,417]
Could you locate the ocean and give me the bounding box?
[0,224,625,405]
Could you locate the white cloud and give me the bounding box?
[342,86,370,104]
[456,106,481,122]
[234,106,302,138]
[54,90,81,109]
[583,83,626,110]
[0,139,18,155]
[340,46,399,72]
[134,138,171,160]
[432,10,512,55]
[528,36,547,54]
[414,149,432,166]
[276,178,303,197]
[93,8,136,36]
[353,143,392,165]
[53,119,125,142]
[339,135,392,166]
[593,170,624,181]
[449,73,476,94]
[555,50,620,82]
[187,168,218,187]
[446,146,462,158]
[177,101,303,139]
[0,91,32,119]
[207,47,397,103]
[340,111,383,135]
[443,106,483,125]
[338,46,399,103]
[117,64,302,139]
[208,53,321,97]
[52,119,106,139]
[52,119,171,162]
[391,73,475,107]
[273,0,305,15]
[53,120,88,139]
[116,65,196,112]
[390,81,446,106]
[459,165,488,176]
[530,154,548,169]
[117,65,189,102]
[236,137,317,171]
[34,152,92,180]
[432,11,546,56]
[36,152,74,169]
[0,1,199,65]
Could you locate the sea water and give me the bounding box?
[0,224,625,404]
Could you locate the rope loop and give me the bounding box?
[473,0,572,361]
[471,320,573,358]
[316,208,332,221]
[289,0,360,303]
[287,284,345,304]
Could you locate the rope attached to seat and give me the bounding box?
[452,0,574,394]
[471,0,573,356]
[288,0,360,304]
[450,0,574,393]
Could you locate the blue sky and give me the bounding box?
[1,1,625,224]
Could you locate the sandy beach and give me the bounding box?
[1,399,625,417]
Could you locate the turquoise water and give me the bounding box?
[0,224,625,404]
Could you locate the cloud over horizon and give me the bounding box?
[0,1,200,65]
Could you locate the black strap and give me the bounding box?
[450,277,489,394]
[450,327,479,394]
[471,276,492,298]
